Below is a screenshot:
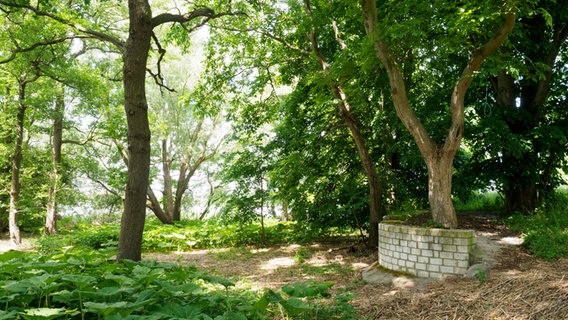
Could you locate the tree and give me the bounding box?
[466,1,568,213]
[204,0,385,247]
[362,0,516,227]
[145,49,228,223]
[0,0,240,260]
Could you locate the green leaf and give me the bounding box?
[0,310,18,320]
[61,274,96,288]
[19,308,68,320]
[153,304,203,319]
[0,250,28,262]
[281,281,334,298]
[279,298,313,316]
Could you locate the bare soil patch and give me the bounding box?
[146,214,568,319]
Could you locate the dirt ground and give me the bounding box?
[146,213,568,319]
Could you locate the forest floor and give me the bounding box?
[1,214,566,319]
[147,213,568,319]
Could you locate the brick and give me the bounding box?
[400,240,408,247]
[440,266,454,274]
[453,238,470,246]
[408,241,418,248]
[431,243,443,251]
[400,253,408,260]
[421,249,434,257]
[454,253,469,260]
[402,246,411,254]
[440,251,454,259]
[439,237,454,245]
[456,260,469,268]
[411,248,421,255]
[418,256,429,263]
[408,254,418,262]
[430,258,443,265]
[456,245,470,253]
[415,263,427,270]
[405,261,415,268]
[443,259,457,267]
[427,264,440,272]
[442,244,458,252]
[418,242,430,249]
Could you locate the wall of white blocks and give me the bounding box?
[378,223,475,279]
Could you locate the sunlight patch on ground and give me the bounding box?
[306,253,345,267]
[261,257,296,270]
[351,262,370,269]
[175,249,209,255]
[498,236,524,245]
[280,244,302,253]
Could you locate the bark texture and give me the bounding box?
[117,0,153,261]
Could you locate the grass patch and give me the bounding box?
[454,191,503,212]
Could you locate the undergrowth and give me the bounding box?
[38,219,357,254]
[0,248,360,319]
[505,191,568,261]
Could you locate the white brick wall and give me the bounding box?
[378,223,475,279]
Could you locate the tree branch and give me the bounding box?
[0,35,93,64]
[0,0,126,51]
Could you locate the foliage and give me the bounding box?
[505,190,568,260]
[0,248,358,319]
[38,219,357,254]
[454,192,504,212]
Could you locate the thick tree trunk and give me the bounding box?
[46,85,65,235]
[425,152,458,228]
[117,0,153,262]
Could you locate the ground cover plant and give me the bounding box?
[505,191,568,261]
[0,246,360,319]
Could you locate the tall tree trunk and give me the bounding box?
[117,0,153,262]
[8,73,30,246]
[46,84,65,235]
[362,0,515,228]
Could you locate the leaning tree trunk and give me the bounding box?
[303,1,383,247]
[46,84,65,235]
[117,0,153,262]
[336,89,382,248]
